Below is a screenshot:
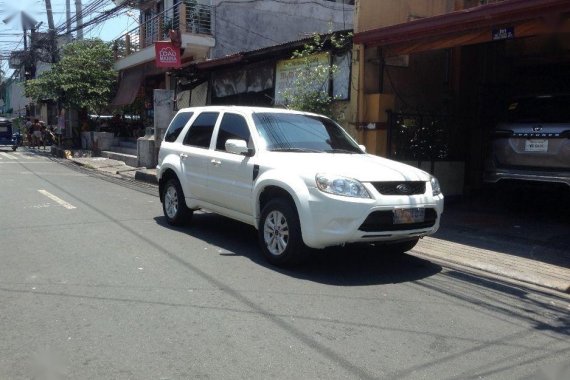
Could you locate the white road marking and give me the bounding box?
[38,190,77,210]
[0,152,18,160]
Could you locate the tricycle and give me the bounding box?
[0,117,21,151]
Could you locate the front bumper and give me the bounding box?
[299,187,444,249]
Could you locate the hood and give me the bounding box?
[260,152,431,182]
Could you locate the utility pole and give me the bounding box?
[44,0,57,63]
[75,0,83,40]
[66,0,72,39]
[44,0,55,31]
[20,12,38,80]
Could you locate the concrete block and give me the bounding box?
[137,136,156,169]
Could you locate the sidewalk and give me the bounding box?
[52,146,157,184]
[411,193,570,293]
[56,149,570,294]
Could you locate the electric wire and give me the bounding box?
[2,0,352,81]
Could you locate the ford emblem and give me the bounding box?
[533,126,543,132]
[396,183,412,194]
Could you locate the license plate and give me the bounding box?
[0,127,7,132]
[393,208,425,224]
[525,139,548,152]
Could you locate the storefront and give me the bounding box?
[353,0,570,195]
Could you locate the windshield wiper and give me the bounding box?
[268,147,322,153]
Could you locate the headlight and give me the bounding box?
[315,173,371,198]
[430,176,442,196]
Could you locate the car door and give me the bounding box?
[179,111,220,202]
[207,112,256,216]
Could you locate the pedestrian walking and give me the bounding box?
[56,113,65,146]
[32,119,43,148]
[39,121,47,149]
[25,118,33,147]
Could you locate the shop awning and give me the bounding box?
[353,0,570,57]
[111,66,144,106]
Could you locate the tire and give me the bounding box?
[258,198,306,266]
[162,178,192,226]
[379,238,419,254]
[12,145,17,151]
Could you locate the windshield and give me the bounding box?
[252,112,363,153]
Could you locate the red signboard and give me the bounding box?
[155,41,181,68]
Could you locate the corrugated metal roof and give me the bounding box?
[190,29,353,71]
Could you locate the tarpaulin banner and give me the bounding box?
[155,41,181,68]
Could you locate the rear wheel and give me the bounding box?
[259,199,305,266]
[379,238,419,254]
[162,178,192,225]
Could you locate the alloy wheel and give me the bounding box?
[263,210,289,256]
[164,185,179,219]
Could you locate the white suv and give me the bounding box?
[157,106,444,265]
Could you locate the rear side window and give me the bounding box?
[216,113,251,151]
[164,112,193,142]
[183,112,219,148]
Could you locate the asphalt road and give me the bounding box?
[1,148,569,380]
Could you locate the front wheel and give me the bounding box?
[162,178,192,226]
[258,199,306,266]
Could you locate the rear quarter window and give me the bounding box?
[164,112,194,142]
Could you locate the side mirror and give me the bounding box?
[225,139,252,156]
[359,144,367,153]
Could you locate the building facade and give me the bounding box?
[350,0,570,195]
[110,0,354,166]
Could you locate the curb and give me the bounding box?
[135,169,158,185]
[411,238,570,294]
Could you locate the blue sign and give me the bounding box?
[492,27,515,41]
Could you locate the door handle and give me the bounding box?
[180,153,188,160]
[210,159,221,166]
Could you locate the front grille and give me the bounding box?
[371,181,426,195]
[359,208,437,232]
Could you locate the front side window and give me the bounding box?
[216,113,252,151]
[164,112,193,142]
[183,112,219,148]
[252,112,362,153]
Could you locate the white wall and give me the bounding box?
[8,80,30,117]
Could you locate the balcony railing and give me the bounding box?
[113,2,214,60]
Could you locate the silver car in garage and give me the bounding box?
[485,94,570,188]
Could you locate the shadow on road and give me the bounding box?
[154,213,442,286]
